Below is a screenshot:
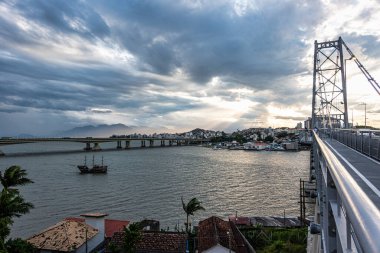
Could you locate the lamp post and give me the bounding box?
[359,102,367,128]
[344,56,355,127]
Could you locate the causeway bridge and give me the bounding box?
[0,137,209,156]
[308,37,380,252]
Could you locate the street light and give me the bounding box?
[344,55,355,127]
[359,102,367,128]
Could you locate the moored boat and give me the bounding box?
[78,156,107,174]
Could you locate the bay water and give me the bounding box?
[0,142,310,238]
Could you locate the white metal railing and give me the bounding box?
[313,131,380,252]
[324,129,380,161]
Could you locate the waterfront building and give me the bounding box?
[27,214,130,253]
[197,216,254,253]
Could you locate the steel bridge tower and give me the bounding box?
[312,37,348,129]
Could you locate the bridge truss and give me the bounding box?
[312,37,380,129]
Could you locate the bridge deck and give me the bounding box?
[324,138,380,209]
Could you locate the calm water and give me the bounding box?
[0,143,310,238]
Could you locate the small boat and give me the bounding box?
[78,156,107,174]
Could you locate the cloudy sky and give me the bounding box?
[1,0,380,135]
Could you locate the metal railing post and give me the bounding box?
[361,132,364,153]
[346,216,351,250]
[355,131,358,151]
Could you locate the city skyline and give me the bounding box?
[1,0,380,136]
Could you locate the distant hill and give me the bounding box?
[55,124,133,137]
[55,124,172,137]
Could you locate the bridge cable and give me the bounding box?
[342,39,380,95]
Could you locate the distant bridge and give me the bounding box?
[0,137,210,156]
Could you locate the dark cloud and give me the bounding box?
[15,0,110,39]
[0,0,379,135]
[101,0,324,85]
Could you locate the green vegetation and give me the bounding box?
[107,222,142,253]
[0,166,35,253]
[264,135,274,142]
[181,197,205,234]
[4,238,36,253]
[241,226,307,253]
[122,222,142,253]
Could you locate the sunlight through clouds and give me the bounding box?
[0,0,380,135]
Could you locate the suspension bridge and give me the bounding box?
[308,37,380,253]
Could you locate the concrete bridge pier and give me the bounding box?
[84,142,92,151]
[169,140,173,146]
[141,140,146,148]
[161,140,165,147]
[149,140,154,147]
[116,140,122,149]
[125,141,130,149]
[93,143,101,151]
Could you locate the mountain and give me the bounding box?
[55,124,133,137]
[55,124,173,137]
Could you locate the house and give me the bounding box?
[28,213,130,253]
[107,231,187,253]
[197,216,255,253]
[27,219,99,253]
[228,215,251,227]
[104,219,130,239]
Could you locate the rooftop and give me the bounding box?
[104,219,130,238]
[198,216,252,253]
[27,220,98,252]
[108,231,186,253]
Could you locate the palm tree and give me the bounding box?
[181,197,205,233]
[0,166,33,190]
[0,166,33,251]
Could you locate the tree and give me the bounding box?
[122,222,142,253]
[264,136,274,142]
[0,166,34,252]
[181,197,205,234]
[0,166,33,190]
[5,238,36,253]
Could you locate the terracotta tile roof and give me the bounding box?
[104,219,130,238]
[198,216,252,253]
[228,215,251,226]
[65,217,85,223]
[27,220,98,252]
[137,231,187,253]
[198,216,230,252]
[107,231,187,253]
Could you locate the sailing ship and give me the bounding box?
[78,156,107,174]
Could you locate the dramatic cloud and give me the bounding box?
[0,0,379,135]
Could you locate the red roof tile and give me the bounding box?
[64,217,85,223]
[104,219,130,238]
[198,216,252,253]
[228,215,251,226]
[107,231,186,253]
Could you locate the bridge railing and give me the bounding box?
[321,129,380,161]
[313,131,380,252]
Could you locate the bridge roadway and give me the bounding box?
[0,137,209,156]
[323,137,380,209]
[0,137,208,145]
